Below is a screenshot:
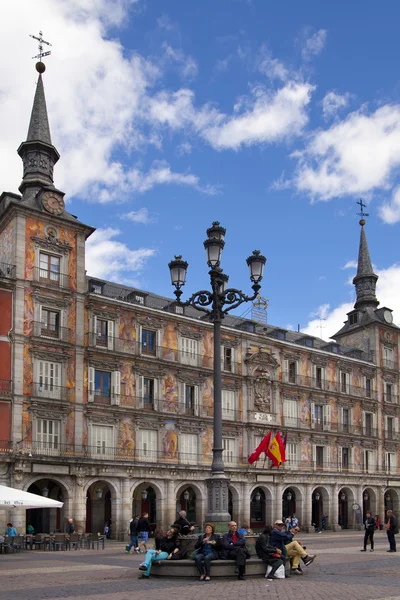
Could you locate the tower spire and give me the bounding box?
[353,206,379,310]
[17,33,59,197]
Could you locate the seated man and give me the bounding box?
[270,519,316,575]
[222,521,248,580]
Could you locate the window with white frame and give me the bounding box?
[362,449,376,473]
[138,429,158,460]
[222,390,236,420]
[340,371,350,394]
[286,442,299,467]
[36,418,60,453]
[385,416,398,440]
[313,444,330,469]
[311,403,331,431]
[283,359,297,384]
[223,438,236,465]
[312,365,325,389]
[179,337,199,366]
[39,252,61,284]
[385,451,397,474]
[383,346,395,369]
[91,424,114,457]
[283,399,298,427]
[40,307,61,338]
[362,412,375,437]
[384,382,394,403]
[180,433,198,464]
[137,376,158,409]
[37,360,62,399]
[180,383,199,416]
[365,377,372,399]
[88,368,120,405]
[338,446,352,471]
[137,325,161,357]
[221,345,237,373]
[92,316,114,350]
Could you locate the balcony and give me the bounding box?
[32,382,71,401]
[282,459,389,474]
[33,267,71,289]
[0,380,12,397]
[384,429,400,441]
[281,373,377,399]
[0,262,16,279]
[33,321,73,343]
[281,416,377,437]
[382,358,397,370]
[384,392,398,404]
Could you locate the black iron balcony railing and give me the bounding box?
[0,262,16,279]
[0,380,12,396]
[384,429,400,441]
[281,372,377,400]
[383,392,399,404]
[33,321,74,343]
[32,382,72,401]
[33,267,71,289]
[86,333,239,373]
[382,358,397,370]
[281,416,377,437]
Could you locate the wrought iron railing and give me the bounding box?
[0,262,16,279]
[33,322,73,343]
[281,372,377,399]
[32,382,72,401]
[33,267,71,289]
[281,416,377,437]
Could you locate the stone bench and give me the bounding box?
[151,558,267,578]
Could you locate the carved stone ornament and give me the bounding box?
[281,350,301,362]
[91,307,121,320]
[176,371,207,386]
[30,347,70,363]
[32,234,72,255]
[309,393,330,405]
[222,380,241,391]
[360,367,376,378]
[337,362,352,373]
[33,290,71,309]
[136,421,160,430]
[253,372,273,412]
[221,336,240,348]
[136,315,165,330]
[311,356,329,367]
[176,324,202,340]
[29,404,69,421]
[85,411,119,425]
[180,426,201,434]
[246,347,279,369]
[383,374,397,384]
[87,356,120,371]
[134,362,168,378]
[283,389,301,400]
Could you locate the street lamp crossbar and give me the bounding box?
[168,223,266,527]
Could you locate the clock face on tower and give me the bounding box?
[42,191,65,215]
[384,310,393,324]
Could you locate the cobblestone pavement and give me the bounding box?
[1,531,400,600]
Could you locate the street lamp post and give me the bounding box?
[169,222,266,527]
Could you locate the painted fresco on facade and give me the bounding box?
[66,412,75,447]
[66,356,75,401]
[118,418,135,456]
[301,439,311,462]
[22,405,32,442]
[162,323,177,360]
[67,299,76,344]
[202,378,213,417]
[202,426,213,461]
[330,399,338,427]
[353,444,362,469]
[202,330,213,368]
[162,420,178,460]
[23,343,33,396]
[82,418,88,448]
[24,289,34,336]
[300,395,310,425]
[353,403,362,433]
[0,219,13,267]
[162,373,178,413]
[120,363,135,405]
[119,312,136,352]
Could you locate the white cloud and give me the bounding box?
[379,185,400,224]
[322,90,350,120]
[162,43,198,80]
[292,104,400,222]
[176,142,192,156]
[214,55,233,73]
[342,260,357,270]
[157,14,177,31]
[148,82,314,150]
[302,29,327,61]
[85,227,156,282]
[304,263,400,340]
[121,207,156,224]
[257,46,289,82]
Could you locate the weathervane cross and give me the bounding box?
[30,30,52,62]
[356,198,369,218]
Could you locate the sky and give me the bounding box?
[0,0,399,341]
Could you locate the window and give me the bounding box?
[184,385,195,415]
[180,433,197,464]
[349,312,358,325]
[304,338,313,348]
[137,376,158,409]
[385,383,393,403]
[135,295,144,305]
[363,450,375,473]
[90,283,103,294]
[96,319,108,347]
[316,446,324,468]
[41,308,60,338]
[385,452,397,474]
[283,399,298,427]
[138,429,157,460]
[175,305,184,315]
[287,443,299,467]
[179,337,198,366]
[95,370,111,402]
[88,368,120,404]
[316,367,323,389]
[342,408,350,433]
[288,361,296,383]
[221,346,237,373]
[222,390,236,420]
[383,347,394,369]
[277,331,286,340]
[37,360,61,399]
[39,252,60,284]
[141,329,156,356]
[365,378,372,398]
[342,447,350,470]
[143,378,155,404]
[223,438,236,465]
[92,425,113,457]
[340,372,349,394]
[386,416,394,440]
[363,412,374,437]
[37,419,60,453]
[312,404,323,431]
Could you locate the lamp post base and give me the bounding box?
[204,476,231,532]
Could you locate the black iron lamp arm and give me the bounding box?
[174,289,213,316]
[220,284,261,314]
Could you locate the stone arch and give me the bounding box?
[131,480,164,528]
[338,486,356,529]
[175,482,205,526]
[84,478,120,537]
[362,487,377,519]
[228,483,240,524]
[282,485,304,525]
[24,477,70,535]
[384,488,400,514]
[311,486,329,530]
[250,484,273,530]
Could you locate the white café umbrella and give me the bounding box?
[0,485,64,509]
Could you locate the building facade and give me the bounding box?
[0,65,399,538]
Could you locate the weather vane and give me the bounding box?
[29,31,52,72]
[356,199,369,219]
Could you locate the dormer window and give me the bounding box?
[349,312,358,325]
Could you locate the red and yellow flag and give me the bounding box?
[266,431,286,467]
[247,431,271,464]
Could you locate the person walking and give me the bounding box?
[137,512,152,553]
[361,512,375,552]
[386,510,397,553]
[192,523,220,581]
[221,521,249,580]
[126,515,140,554]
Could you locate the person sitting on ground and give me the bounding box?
[173,510,195,536]
[361,511,376,552]
[270,519,316,575]
[137,512,152,553]
[5,523,17,537]
[192,523,220,581]
[237,523,253,535]
[256,525,285,580]
[221,521,249,581]
[138,526,181,579]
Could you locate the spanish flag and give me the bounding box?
[248,431,272,464]
[267,431,286,467]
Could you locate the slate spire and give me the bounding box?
[353,219,379,310]
[17,62,60,196]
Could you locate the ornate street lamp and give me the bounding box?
[141,489,148,500]
[286,491,292,501]
[42,486,49,498]
[363,492,369,501]
[169,223,266,526]
[340,492,346,501]
[315,492,320,501]
[255,492,261,502]
[96,489,103,500]
[183,490,190,501]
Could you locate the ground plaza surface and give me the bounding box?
[0,531,399,600]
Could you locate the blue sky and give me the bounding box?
[0,0,399,339]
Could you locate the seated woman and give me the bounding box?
[173,510,195,536]
[192,523,220,581]
[256,525,285,580]
[138,526,181,579]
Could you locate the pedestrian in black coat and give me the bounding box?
[361,512,376,552]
